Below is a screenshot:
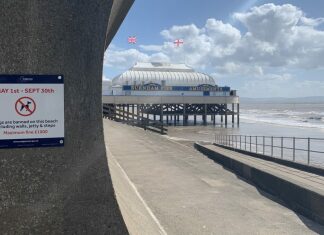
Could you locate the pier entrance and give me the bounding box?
[103,103,168,134]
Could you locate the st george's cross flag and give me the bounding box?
[174,39,184,47]
[128,36,137,44]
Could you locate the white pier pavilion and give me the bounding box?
[103,62,239,131]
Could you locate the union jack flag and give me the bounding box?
[128,36,137,44]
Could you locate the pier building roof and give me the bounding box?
[112,62,215,86]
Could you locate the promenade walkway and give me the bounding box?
[104,119,324,234]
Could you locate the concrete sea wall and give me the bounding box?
[0,1,133,233]
[195,143,324,226]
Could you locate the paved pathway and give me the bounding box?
[104,120,324,234]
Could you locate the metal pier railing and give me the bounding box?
[215,135,324,167]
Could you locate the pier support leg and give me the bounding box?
[137,104,140,125]
[127,104,129,123]
[160,104,164,134]
[113,104,116,120]
[120,105,123,121]
[123,104,125,121]
[225,104,228,127]
[183,104,186,126]
[174,115,176,125]
[232,103,235,125]
[237,103,240,127]
[166,105,169,125]
[160,104,164,124]
[177,105,180,122]
[204,104,207,126]
[119,105,122,120]
[141,105,144,126]
[194,115,197,125]
[130,104,134,126]
[115,105,118,120]
[221,115,223,123]
[213,114,216,125]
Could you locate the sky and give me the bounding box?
[103,0,324,98]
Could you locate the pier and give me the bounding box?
[103,62,240,132]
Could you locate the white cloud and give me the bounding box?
[234,4,302,42]
[104,45,171,69]
[160,24,201,40]
[104,3,324,97]
[102,74,110,80]
[259,73,292,81]
[139,44,163,52]
[295,80,324,90]
[205,19,241,45]
[213,63,263,77]
[149,52,170,62]
[300,16,324,27]
[231,4,324,69]
[104,47,150,69]
[106,3,324,70]
[240,77,324,98]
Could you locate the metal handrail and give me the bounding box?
[215,135,324,166]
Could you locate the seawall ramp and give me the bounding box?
[195,143,324,226]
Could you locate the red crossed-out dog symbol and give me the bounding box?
[15,97,36,117]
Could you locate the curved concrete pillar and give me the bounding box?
[0,0,133,233]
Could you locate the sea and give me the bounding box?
[167,100,324,167]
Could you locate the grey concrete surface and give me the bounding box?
[0,1,133,233]
[199,144,324,196]
[104,119,324,235]
[107,145,166,235]
[195,143,324,226]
